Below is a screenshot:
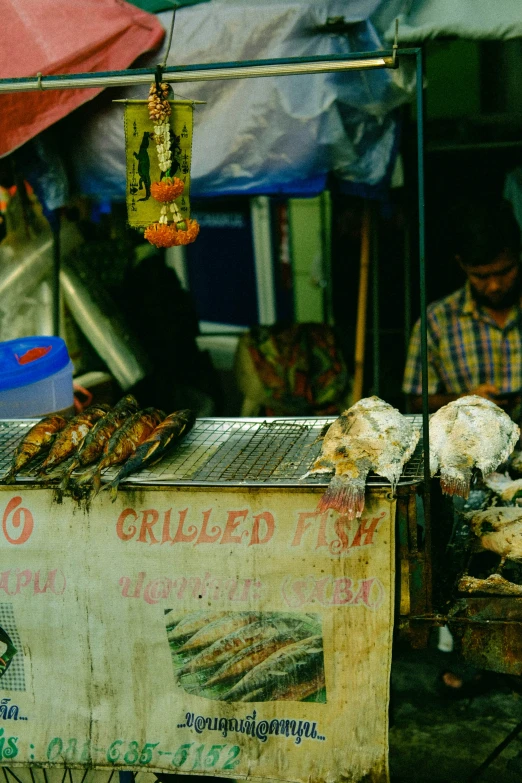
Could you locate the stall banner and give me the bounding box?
[123,100,193,227]
[0,487,395,783]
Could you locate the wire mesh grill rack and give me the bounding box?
[0,415,424,488]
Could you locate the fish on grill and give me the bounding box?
[38,404,110,475]
[87,407,165,495]
[4,414,68,482]
[429,396,520,498]
[104,408,195,498]
[60,394,139,491]
[306,396,419,520]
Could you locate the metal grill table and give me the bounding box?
[0,415,425,488]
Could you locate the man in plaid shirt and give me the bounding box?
[403,200,522,417]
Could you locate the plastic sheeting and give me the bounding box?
[0,0,164,158]
[382,0,522,42]
[69,0,414,200]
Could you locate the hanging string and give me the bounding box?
[161,4,179,69]
[154,3,178,94]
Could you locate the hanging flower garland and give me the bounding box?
[143,81,200,249]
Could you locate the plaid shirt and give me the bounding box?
[403,283,522,395]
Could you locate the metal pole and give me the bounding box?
[0,53,396,94]
[416,48,432,609]
[51,214,60,336]
[372,203,380,396]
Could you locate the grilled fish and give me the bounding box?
[38,404,110,475]
[176,615,318,676]
[222,635,323,702]
[4,414,68,482]
[307,396,419,519]
[60,394,139,490]
[167,611,230,643]
[88,407,165,495]
[205,630,304,687]
[105,409,195,498]
[429,396,520,498]
[240,671,325,702]
[178,612,259,653]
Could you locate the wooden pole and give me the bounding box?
[352,202,371,402]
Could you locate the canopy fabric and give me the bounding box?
[0,0,164,158]
[382,0,522,41]
[71,0,412,201]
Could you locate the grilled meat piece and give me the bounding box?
[307,396,419,519]
[4,414,68,482]
[430,396,520,498]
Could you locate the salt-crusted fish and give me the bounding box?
[429,396,520,498]
[307,396,419,519]
[105,409,195,498]
[60,394,139,490]
[468,506,522,571]
[88,407,165,495]
[38,404,110,475]
[4,414,68,482]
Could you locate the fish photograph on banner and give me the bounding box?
[123,99,194,228]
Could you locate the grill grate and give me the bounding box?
[0,415,424,488]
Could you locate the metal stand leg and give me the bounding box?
[467,718,522,782]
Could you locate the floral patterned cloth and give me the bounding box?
[245,323,349,416]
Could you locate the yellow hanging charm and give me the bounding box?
[123,94,198,246]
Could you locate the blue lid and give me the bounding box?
[0,336,70,391]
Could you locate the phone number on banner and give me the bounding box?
[45,737,241,771]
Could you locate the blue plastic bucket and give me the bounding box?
[0,336,73,418]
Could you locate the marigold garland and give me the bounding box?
[151,177,185,203]
[144,218,200,248]
[144,81,199,247]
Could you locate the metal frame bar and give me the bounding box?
[0,51,400,93]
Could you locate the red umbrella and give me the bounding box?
[0,0,164,157]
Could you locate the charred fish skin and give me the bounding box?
[107,408,195,496]
[429,396,520,499]
[39,404,110,475]
[308,396,419,520]
[89,407,166,495]
[4,414,68,482]
[60,395,140,489]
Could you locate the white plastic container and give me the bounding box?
[0,337,74,418]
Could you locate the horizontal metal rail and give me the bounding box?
[0,51,403,93]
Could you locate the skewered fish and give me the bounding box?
[105,408,195,498]
[88,407,165,495]
[4,414,68,482]
[38,404,110,475]
[306,396,419,519]
[429,396,520,498]
[60,394,139,490]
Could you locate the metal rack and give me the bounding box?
[0,416,424,488]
